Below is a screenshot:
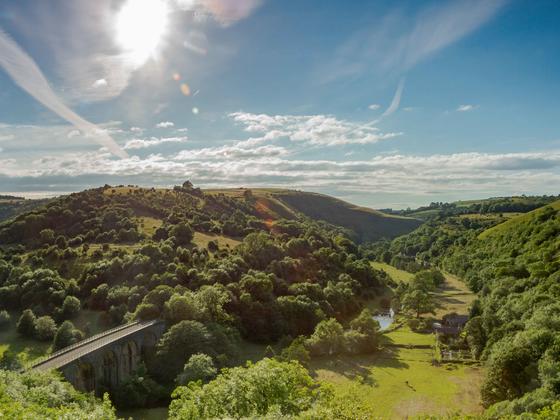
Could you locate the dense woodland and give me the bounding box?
[0,184,387,416]
[1,186,559,418]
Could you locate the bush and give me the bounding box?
[34,316,57,341]
[61,296,81,319]
[0,369,117,418]
[53,321,83,350]
[176,353,217,385]
[169,358,323,419]
[16,309,36,337]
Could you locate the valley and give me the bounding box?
[0,185,558,419]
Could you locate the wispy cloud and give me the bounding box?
[368,104,381,111]
[124,136,188,150]
[319,0,507,83]
[156,121,175,128]
[382,78,406,117]
[456,104,478,112]
[0,28,127,158]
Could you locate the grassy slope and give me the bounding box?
[314,267,482,418]
[206,188,422,242]
[478,199,560,239]
[371,261,415,283]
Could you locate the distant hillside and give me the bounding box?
[383,195,559,220]
[0,196,51,223]
[478,199,560,239]
[205,188,422,242]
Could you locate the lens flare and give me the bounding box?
[180,83,191,96]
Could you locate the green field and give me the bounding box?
[371,261,415,283]
[192,232,241,250]
[312,345,483,418]
[136,216,164,237]
[312,268,482,418]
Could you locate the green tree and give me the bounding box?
[62,295,81,319]
[34,315,57,341]
[176,353,217,385]
[169,358,322,419]
[307,318,345,356]
[53,320,83,350]
[279,336,310,366]
[156,320,213,379]
[401,288,436,318]
[16,309,36,337]
[39,228,55,245]
[170,223,194,246]
[164,293,203,325]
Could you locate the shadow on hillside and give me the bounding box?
[436,295,466,306]
[309,347,409,386]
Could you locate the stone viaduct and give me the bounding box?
[30,320,166,395]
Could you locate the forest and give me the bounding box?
[0,185,559,419]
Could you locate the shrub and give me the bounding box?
[34,316,57,341]
[176,353,217,385]
[16,309,36,337]
[53,321,83,350]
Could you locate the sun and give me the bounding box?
[116,0,169,65]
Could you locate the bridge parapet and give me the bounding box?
[29,320,166,394]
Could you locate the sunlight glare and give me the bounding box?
[116,0,169,65]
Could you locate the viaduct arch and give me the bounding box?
[30,320,166,395]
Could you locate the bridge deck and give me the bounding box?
[31,320,161,372]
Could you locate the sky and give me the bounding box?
[0,0,559,209]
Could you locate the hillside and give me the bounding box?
[0,195,51,223]
[383,195,559,220]
[478,199,560,239]
[369,198,560,417]
[205,188,421,242]
[0,183,394,416]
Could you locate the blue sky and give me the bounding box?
[0,0,559,208]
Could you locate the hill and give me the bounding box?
[368,197,560,417]
[383,195,559,220]
[478,199,560,239]
[0,183,395,414]
[205,188,421,242]
[0,196,51,223]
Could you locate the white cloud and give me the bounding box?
[0,134,15,141]
[457,104,478,112]
[175,143,288,160]
[123,136,188,150]
[1,150,559,204]
[176,128,189,133]
[230,112,402,146]
[156,121,175,128]
[67,129,81,139]
[368,104,381,110]
[130,127,144,133]
[92,78,108,88]
[0,29,127,158]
